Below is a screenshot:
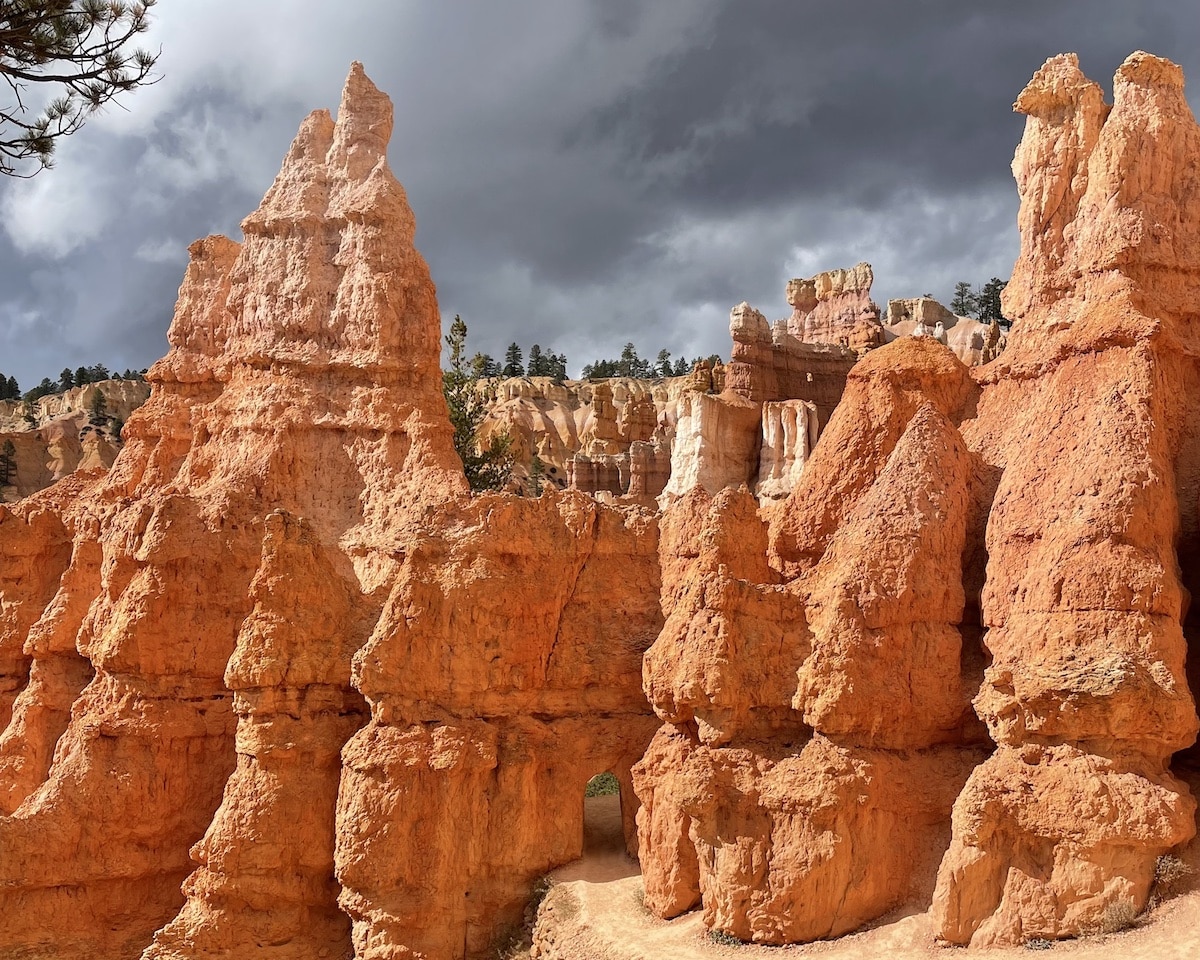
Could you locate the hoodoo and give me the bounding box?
[0,50,1198,960]
[634,49,1200,948]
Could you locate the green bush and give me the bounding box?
[585,772,620,797]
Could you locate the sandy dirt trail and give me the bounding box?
[536,792,1200,960]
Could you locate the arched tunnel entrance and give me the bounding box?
[582,772,625,858]
[549,770,639,884]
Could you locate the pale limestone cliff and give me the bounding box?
[883,297,1005,366]
[0,380,151,502]
[755,399,819,501]
[658,390,762,504]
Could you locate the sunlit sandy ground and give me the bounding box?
[536,774,1200,960]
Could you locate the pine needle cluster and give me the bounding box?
[1,0,159,175]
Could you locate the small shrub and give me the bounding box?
[708,928,743,946]
[1023,937,1054,951]
[585,772,620,797]
[548,885,580,922]
[490,927,527,960]
[631,881,648,915]
[1153,853,1194,897]
[1099,897,1138,934]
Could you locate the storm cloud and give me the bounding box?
[2,0,1198,387]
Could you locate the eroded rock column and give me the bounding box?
[637,337,986,943]
[337,493,662,959]
[934,52,1200,945]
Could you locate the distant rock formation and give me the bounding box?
[755,399,818,500]
[486,265,1002,508]
[725,299,857,424]
[884,296,1005,365]
[0,379,150,501]
[786,261,882,351]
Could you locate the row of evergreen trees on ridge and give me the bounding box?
[0,364,149,404]
[473,340,723,382]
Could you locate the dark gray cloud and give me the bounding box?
[2,0,1199,388]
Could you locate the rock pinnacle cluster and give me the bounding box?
[0,50,1198,960]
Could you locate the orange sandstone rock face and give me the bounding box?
[0,62,661,960]
[770,336,977,576]
[143,511,372,959]
[2,48,1199,960]
[337,491,661,959]
[0,475,97,815]
[796,401,978,749]
[931,50,1200,946]
[633,51,1200,951]
[0,62,466,959]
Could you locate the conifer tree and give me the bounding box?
[0,438,15,485]
[444,316,513,492]
[502,342,524,377]
[527,453,545,497]
[1,0,159,175]
[0,372,18,400]
[88,387,107,424]
[469,352,501,378]
[975,277,1008,323]
[950,281,977,317]
[546,351,567,382]
[23,376,54,401]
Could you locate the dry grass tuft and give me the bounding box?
[1099,897,1138,934]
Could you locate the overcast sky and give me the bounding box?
[2,1,1199,388]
